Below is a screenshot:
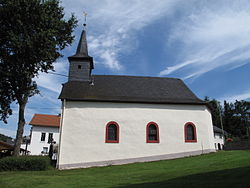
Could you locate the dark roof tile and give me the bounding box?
[59,75,205,105]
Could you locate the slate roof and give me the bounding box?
[213,126,228,135]
[59,75,205,105]
[29,114,60,127]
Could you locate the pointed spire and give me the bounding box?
[74,29,89,57]
[69,12,91,59]
[67,12,94,82]
[68,27,93,66]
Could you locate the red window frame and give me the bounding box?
[146,122,160,143]
[105,121,119,143]
[184,122,197,143]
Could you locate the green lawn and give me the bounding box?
[0,151,250,188]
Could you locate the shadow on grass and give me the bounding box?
[113,166,250,188]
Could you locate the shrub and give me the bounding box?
[226,138,233,142]
[0,156,51,171]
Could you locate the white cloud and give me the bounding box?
[219,90,250,103]
[0,127,17,138]
[62,0,181,71]
[0,126,31,138]
[160,0,250,79]
[159,58,201,76]
[35,60,68,93]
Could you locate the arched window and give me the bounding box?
[105,121,119,143]
[146,122,159,143]
[184,122,197,142]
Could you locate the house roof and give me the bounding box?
[213,126,228,135]
[29,114,60,127]
[59,75,205,105]
[0,141,13,150]
[0,141,26,151]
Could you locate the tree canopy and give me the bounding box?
[0,0,77,155]
[0,133,13,142]
[205,97,250,138]
[223,100,250,137]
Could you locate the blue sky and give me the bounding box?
[1,0,250,138]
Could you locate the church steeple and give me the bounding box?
[68,22,94,82]
[71,29,89,57]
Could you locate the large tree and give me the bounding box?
[223,100,250,137]
[204,97,250,138]
[204,96,222,128]
[0,0,77,156]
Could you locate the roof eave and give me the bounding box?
[59,98,207,105]
[29,124,60,128]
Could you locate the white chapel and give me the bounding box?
[57,27,216,170]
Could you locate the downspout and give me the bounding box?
[57,99,66,169]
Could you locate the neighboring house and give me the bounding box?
[0,141,15,158]
[57,27,216,170]
[28,114,60,155]
[213,126,226,150]
[0,141,27,157]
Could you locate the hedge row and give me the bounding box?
[0,156,51,171]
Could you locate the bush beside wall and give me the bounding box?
[0,156,50,171]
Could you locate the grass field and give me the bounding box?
[0,151,250,188]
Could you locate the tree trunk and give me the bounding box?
[13,100,27,156]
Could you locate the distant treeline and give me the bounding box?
[0,133,12,142]
[205,97,250,138]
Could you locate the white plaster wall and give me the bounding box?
[59,101,215,166]
[28,126,59,155]
[214,133,225,150]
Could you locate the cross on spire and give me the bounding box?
[67,11,94,82]
[83,12,87,27]
[68,11,89,58]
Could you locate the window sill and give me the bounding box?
[147,141,160,143]
[105,140,119,143]
[185,140,197,143]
